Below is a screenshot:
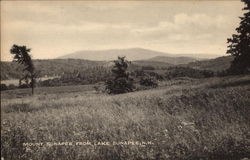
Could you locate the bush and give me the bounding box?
[19,84,30,89]
[1,83,8,91]
[147,71,164,80]
[140,75,158,88]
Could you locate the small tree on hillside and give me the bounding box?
[10,44,36,94]
[105,56,134,94]
[227,0,250,74]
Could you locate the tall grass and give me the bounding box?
[1,75,250,159]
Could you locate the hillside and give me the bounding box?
[1,75,250,159]
[1,59,173,80]
[183,56,234,72]
[1,59,105,80]
[1,55,233,81]
[148,56,197,65]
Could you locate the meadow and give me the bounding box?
[1,75,250,160]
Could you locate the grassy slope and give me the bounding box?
[1,75,250,160]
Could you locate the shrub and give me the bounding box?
[140,75,158,88]
[19,84,30,89]
[1,83,8,91]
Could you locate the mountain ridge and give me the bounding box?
[58,48,221,61]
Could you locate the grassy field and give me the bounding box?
[1,75,250,160]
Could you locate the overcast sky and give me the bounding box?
[1,1,244,61]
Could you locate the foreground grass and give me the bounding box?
[1,75,250,160]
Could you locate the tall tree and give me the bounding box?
[105,56,134,94]
[227,0,250,74]
[10,44,36,94]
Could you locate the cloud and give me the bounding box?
[1,1,244,61]
[174,13,232,30]
[130,13,234,44]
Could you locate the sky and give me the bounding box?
[1,1,245,61]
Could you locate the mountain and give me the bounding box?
[58,48,222,61]
[147,56,197,65]
[183,56,234,72]
[58,48,170,61]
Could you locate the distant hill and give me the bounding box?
[58,48,221,61]
[183,56,234,72]
[58,48,170,61]
[147,56,197,65]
